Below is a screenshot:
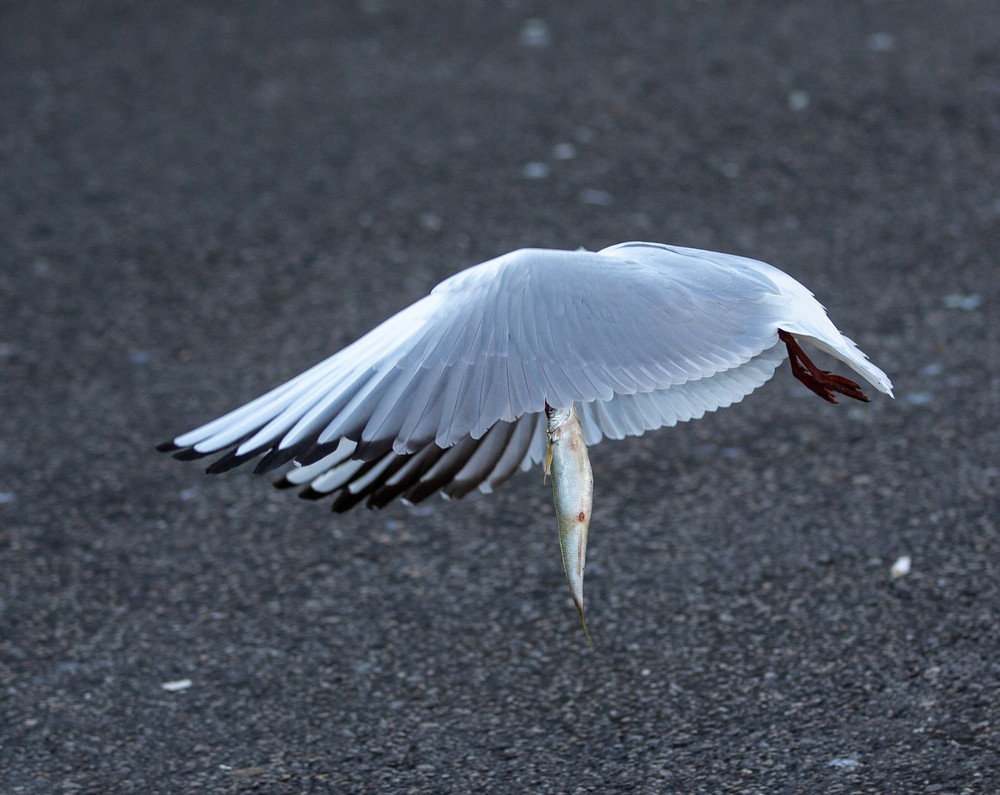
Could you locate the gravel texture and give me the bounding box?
[2,2,998,793]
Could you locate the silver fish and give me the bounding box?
[545,403,594,646]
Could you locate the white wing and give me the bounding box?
[160,242,892,509]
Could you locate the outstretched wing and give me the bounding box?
[160,243,887,508]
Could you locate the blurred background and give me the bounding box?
[1,2,997,792]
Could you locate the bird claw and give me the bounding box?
[778,329,870,404]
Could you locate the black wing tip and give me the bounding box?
[171,447,205,462]
[252,443,308,475]
[296,442,344,466]
[204,447,266,475]
[331,490,368,513]
[298,487,327,502]
[156,439,182,453]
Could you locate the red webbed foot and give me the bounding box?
[778,329,870,404]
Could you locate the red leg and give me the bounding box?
[778,329,870,404]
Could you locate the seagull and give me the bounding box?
[159,241,893,644]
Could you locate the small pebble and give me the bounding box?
[719,161,741,179]
[867,33,895,52]
[419,212,442,232]
[552,142,577,160]
[579,188,613,206]
[942,293,981,311]
[522,162,550,179]
[890,555,911,579]
[161,678,193,692]
[787,89,810,111]
[519,18,551,48]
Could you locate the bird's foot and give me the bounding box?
[778,329,870,404]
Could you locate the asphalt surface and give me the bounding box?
[2,2,998,793]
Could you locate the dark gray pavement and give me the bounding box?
[2,2,998,792]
